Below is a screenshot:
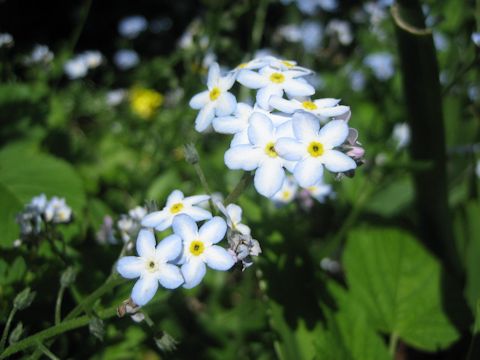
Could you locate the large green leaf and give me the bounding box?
[0,145,86,247]
[343,228,460,351]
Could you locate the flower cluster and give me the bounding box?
[116,190,259,306]
[96,206,147,246]
[15,194,72,244]
[189,57,365,198]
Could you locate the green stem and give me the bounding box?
[388,332,399,357]
[224,172,253,205]
[467,299,480,360]
[250,0,269,54]
[0,308,17,352]
[55,286,66,325]
[37,343,60,360]
[0,306,117,359]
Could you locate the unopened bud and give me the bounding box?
[346,145,365,159]
[14,288,36,311]
[183,143,199,164]
[60,267,78,288]
[154,331,178,352]
[8,322,23,345]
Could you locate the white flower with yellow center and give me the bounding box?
[189,62,237,132]
[276,112,356,187]
[303,179,333,203]
[116,229,184,306]
[224,113,295,198]
[44,197,72,223]
[237,66,315,109]
[269,96,350,120]
[172,214,234,289]
[141,190,211,231]
[272,176,298,205]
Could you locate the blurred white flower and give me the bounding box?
[296,0,338,13]
[272,176,298,205]
[44,197,72,223]
[349,70,366,92]
[277,21,323,53]
[129,206,147,221]
[392,123,411,149]
[0,33,13,48]
[64,57,88,79]
[433,32,448,52]
[276,113,356,187]
[303,178,333,203]
[476,160,480,178]
[81,50,103,68]
[141,190,211,231]
[118,15,148,39]
[117,229,184,306]
[30,194,47,212]
[114,49,139,70]
[472,32,480,47]
[106,89,127,106]
[468,85,480,102]
[189,62,237,132]
[25,44,54,64]
[172,215,234,289]
[364,52,394,80]
[326,20,353,45]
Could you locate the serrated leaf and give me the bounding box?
[343,228,460,351]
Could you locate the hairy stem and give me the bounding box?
[54,286,66,325]
[0,308,17,352]
[389,332,399,357]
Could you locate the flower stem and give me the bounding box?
[37,343,60,360]
[388,332,399,357]
[0,308,17,352]
[54,286,66,325]
[224,172,253,205]
[250,0,269,54]
[0,305,118,359]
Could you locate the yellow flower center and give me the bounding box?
[281,60,294,68]
[146,260,158,273]
[189,240,205,256]
[307,141,324,157]
[237,62,248,69]
[209,87,221,101]
[302,101,318,110]
[269,72,285,84]
[170,202,184,214]
[265,142,278,158]
[282,191,291,200]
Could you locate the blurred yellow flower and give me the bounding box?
[130,87,163,119]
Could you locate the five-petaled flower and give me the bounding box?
[117,229,184,306]
[269,96,350,121]
[276,112,356,187]
[189,62,237,132]
[141,190,211,231]
[172,214,234,289]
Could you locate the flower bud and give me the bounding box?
[13,288,36,311]
[60,267,78,288]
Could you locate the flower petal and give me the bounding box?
[317,120,349,148]
[189,91,210,109]
[292,112,320,142]
[195,102,216,132]
[117,256,144,279]
[237,70,268,89]
[276,138,306,161]
[181,259,206,289]
[205,245,235,271]
[256,85,283,110]
[293,157,324,187]
[213,115,246,134]
[184,206,213,222]
[322,150,357,173]
[269,96,299,113]
[207,62,220,89]
[155,218,173,232]
[199,216,227,245]
[158,264,184,289]
[284,78,315,97]
[141,210,169,228]
[156,234,183,262]
[131,275,159,306]
[172,214,198,243]
[230,130,250,146]
[254,160,285,198]
[316,105,350,118]
[183,194,210,206]
[136,229,156,257]
[313,98,340,108]
[248,112,274,146]
[166,190,184,205]
[226,204,242,224]
[215,92,237,117]
[224,145,262,170]
[219,72,236,90]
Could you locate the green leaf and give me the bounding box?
[364,177,414,217]
[0,145,86,247]
[316,282,391,360]
[343,228,460,351]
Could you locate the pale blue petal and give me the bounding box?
[141,210,169,228]
[195,102,215,132]
[269,96,299,113]
[316,105,350,118]
[158,264,184,289]
[131,275,158,306]
[156,234,183,262]
[254,160,285,198]
[189,91,210,109]
[317,120,349,148]
[136,229,156,257]
[247,113,274,146]
[183,194,210,206]
[172,214,198,243]
[181,259,206,289]
[292,112,320,142]
[166,190,184,205]
[293,157,324,187]
[207,62,220,89]
[224,145,262,170]
[199,216,227,245]
[213,116,246,134]
[117,256,143,279]
[215,92,237,117]
[155,217,173,232]
[205,245,235,271]
[322,150,357,173]
[237,70,268,89]
[230,130,249,146]
[276,138,306,161]
[256,85,283,110]
[284,78,315,97]
[184,206,213,222]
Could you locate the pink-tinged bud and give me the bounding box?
[346,145,365,159]
[346,128,359,145]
